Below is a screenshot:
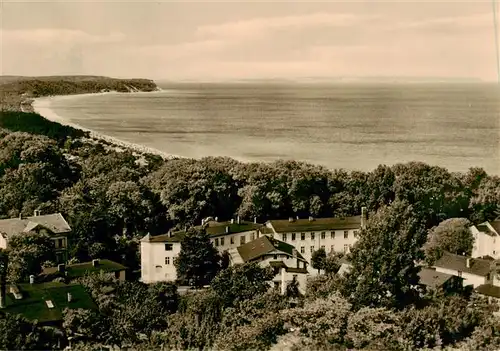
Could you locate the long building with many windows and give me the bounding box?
[140,208,367,283]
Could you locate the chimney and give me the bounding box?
[29,275,35,284]
[67,292,72,303]
[33,210,41,217]
[254,217,257,224]
[288,217,294,223]
[201,218,205,226]
[296,216,299,220]
[58,264,65,273]
[237,216,241,224]
[308,216,314,222]
[225,226,230,234]
[215,217,218,222]
[466,258,471,269]
[231,219,234,224]
[18,213,22,220]
[92,259,99,268]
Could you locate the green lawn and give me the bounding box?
[4,282,97,323]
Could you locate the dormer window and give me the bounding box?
[165,243,173,251]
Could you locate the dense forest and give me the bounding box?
[0,110,500,350]
[0,75,158,111]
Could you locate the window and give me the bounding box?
[282,233,287,241]
[230,236,234,245]
[165,257,170,265]
[354,230,359,238]
[344,231,349,239]
[321,245,325,251]
[273,255,278,260]
[291,233,296,241]
[240,236,246,245]
[55,238,64,249]
[321,232,326,240]
[250,233,255,241]
[311,232,315,240]
[344,244,349,253]
[330,245,335,252]
[215,238,219,246]
[458,271,462,277]
[301,233,305,240]
[220,237,225,246]
[165,243,173,251]
[300,246,305,254]
[310,246,315,253]
[331,231,335,239]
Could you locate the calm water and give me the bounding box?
[48,83,500,174]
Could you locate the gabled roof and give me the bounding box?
[491,221,500,235]
[434,252,492,277]
[236,236,306,263]
[418,267,457,289]
[267,216,361,233]
[0,213,71,239]
[476,284,500,298]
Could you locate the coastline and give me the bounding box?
[31,91,182,160]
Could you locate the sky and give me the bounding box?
[1,0,499,81]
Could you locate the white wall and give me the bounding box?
[0,235,7,250]
[269,228,360,274]
[210,230,259,251]
[471,226,500,259]
[140,241,181,283]
[435,266,488,288]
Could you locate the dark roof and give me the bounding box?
[3,282,97,323]
[237,236,306,263]
[147,221,262,243]
[434,252,492,277]
[476,284,500,298]
[477,223,496,236]
[491,221,500,235]
[268,261,308,274]
[418,267,456,289]
[41,259,126,279]
[268,216,361,233]
[0,213,71,239]
[143,232,185,243]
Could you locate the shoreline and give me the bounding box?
[30,90,183,160]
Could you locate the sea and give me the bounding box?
[45,82,500,175]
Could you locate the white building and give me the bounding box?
[0,212,71,263]
[261,208,367,274]
[471,220,500,259]
[433,252,493,288]
[234,235,309,294]
[140,218,262,284]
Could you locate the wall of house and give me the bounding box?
[268,226,360,274]
[0,235,7,250]
[269,267,308,295]
[435,266,488,288]
[210,230,260,251]
[471,227,500,259]
[140,241,181,283]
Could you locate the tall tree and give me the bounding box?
[424,218,473,264]
[174,228,221,287]
[340,200,428,310]
[6,230,55,283]
[311,248,327,274]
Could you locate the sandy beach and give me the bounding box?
[31,91,181,160]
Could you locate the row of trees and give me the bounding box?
[0,114,499,274]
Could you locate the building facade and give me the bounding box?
[140,219,262,284]
[433,252,493,288]
[262,208,367,274]
[471,220,500,259]
[0,212,71,263]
